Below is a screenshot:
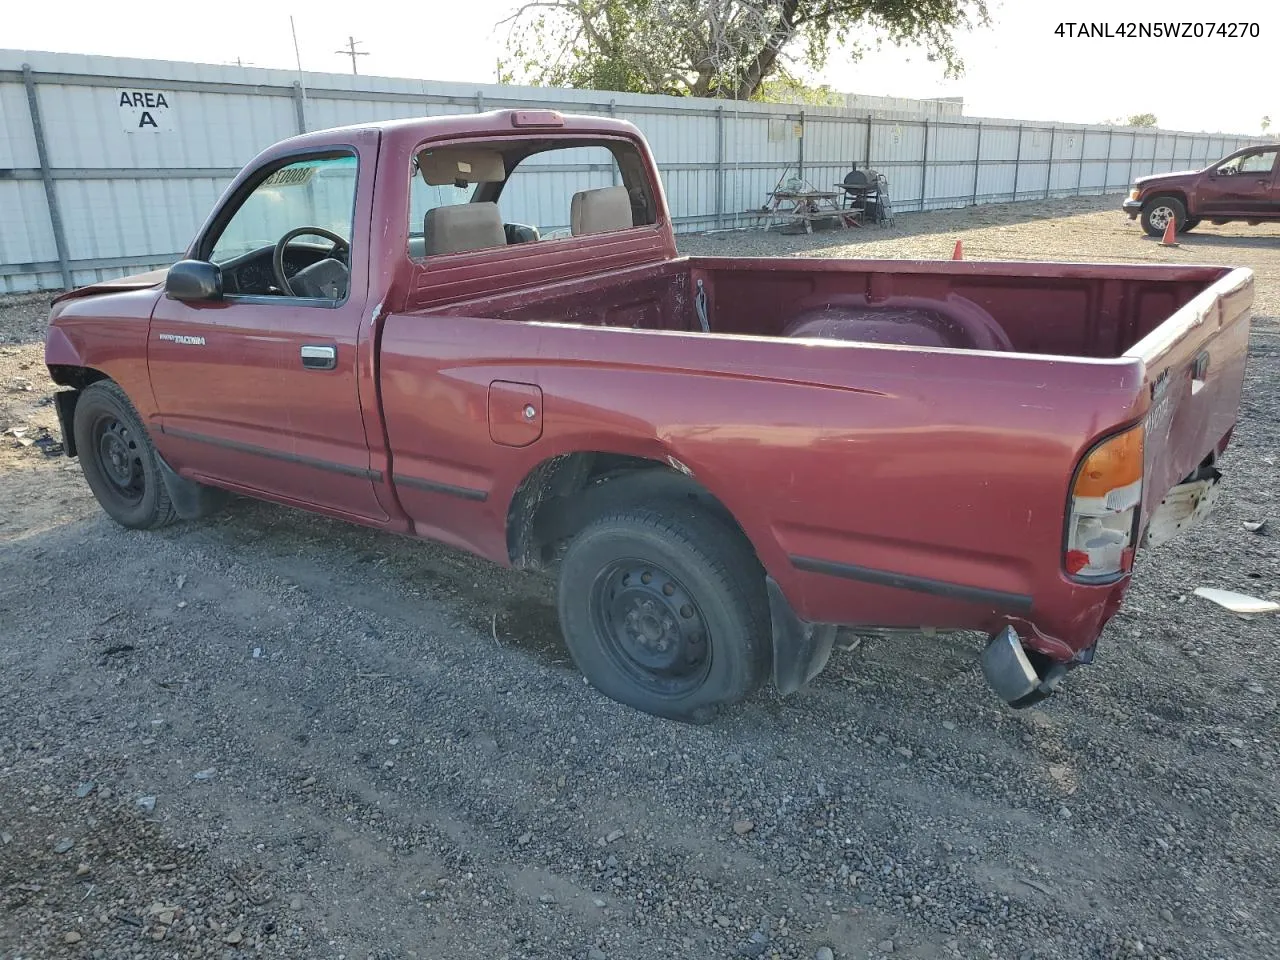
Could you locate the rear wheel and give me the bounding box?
[73,380,178,530]
[557,504,771,722]
[1140,196,1185,237]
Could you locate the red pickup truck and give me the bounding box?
[45,110,1252,722]
[1124,142,1280,236]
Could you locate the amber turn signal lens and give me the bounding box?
[1073,426,1144,498]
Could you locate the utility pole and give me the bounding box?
[335,36,368,74]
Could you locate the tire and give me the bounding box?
[1140,196,1186,237]
[557,504,771,723]
[73,380,178,530]
[1179,217,1201,233]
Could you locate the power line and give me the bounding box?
[334,36,369,75]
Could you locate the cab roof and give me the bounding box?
[266,109,643,158]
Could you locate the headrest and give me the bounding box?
[417,148,506,186]
[423,202,506,256]
[570,185,634,236]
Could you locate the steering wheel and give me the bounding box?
[272,226,350,297]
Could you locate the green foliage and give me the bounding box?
[1126,113,1158,127]
[498,0,988,100]
[753,73,845,105]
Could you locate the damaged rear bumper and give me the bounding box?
[767,574,1089,708]
[981,625,1076,709]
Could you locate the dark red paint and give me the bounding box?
[1124,143,1280,225]
[46,111,1254,667]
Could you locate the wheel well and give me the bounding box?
[47,365,109,389]
[45,367,111,458]
[506,452,752,570]
[1144,191,1188,212]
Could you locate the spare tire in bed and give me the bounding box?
[782,294,1012,351]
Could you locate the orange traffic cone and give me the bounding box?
[1159,217,1179,247]
[952,239,964,260]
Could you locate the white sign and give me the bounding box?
[118,90,175,132]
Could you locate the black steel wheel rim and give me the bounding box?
[93,414,145,505]
[590,558,711,696]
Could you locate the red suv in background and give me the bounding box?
[1123,143,1280,236]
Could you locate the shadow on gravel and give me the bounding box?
[197,496,574,670]
[1143,232,1280,250]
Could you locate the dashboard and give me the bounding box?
[217,242,340,296]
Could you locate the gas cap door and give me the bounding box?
[488,381,544,447]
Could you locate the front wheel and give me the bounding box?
[557,505,771,723]
[1179,217,1201,233]
[1140,196,1186,237]
[73,380,178,529]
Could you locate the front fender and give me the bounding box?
[42,288,162,420]
[45,323,84,372]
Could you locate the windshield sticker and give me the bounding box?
[262,166,317,188]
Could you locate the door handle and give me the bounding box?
[300,345,336,370]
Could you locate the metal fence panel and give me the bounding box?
[0,48,1270,292]
[0,81,38,167]
[0,180,59,266]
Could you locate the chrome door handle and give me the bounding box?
[300,345,336,370]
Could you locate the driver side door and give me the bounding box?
[149,142,387,522]
[1198,148,1280,217]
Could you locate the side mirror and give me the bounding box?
[166,260,223,302]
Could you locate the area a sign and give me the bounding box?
[117,90,175,132]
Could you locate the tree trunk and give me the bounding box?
[730,0,802,100]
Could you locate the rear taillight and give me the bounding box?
[1065,425,1144,580]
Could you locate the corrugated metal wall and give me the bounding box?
[0,49,1266,292]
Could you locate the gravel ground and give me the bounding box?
[2,196,1278,960]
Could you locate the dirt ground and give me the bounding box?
[2,195,1278,960]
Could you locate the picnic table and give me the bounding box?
[755,187,860,233]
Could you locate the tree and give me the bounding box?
[1263,115,1272,135]
[498,0,988,100]
[754,73,844,105]
[1126,113,1158,127]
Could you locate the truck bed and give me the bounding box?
[424,256,1231,359]
[387,255,1250,660]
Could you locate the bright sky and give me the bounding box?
[4,0,1274,135]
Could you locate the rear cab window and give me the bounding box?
[406,138,656,260]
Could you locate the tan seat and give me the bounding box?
[570,185,634,236]
[423,203,506,256]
